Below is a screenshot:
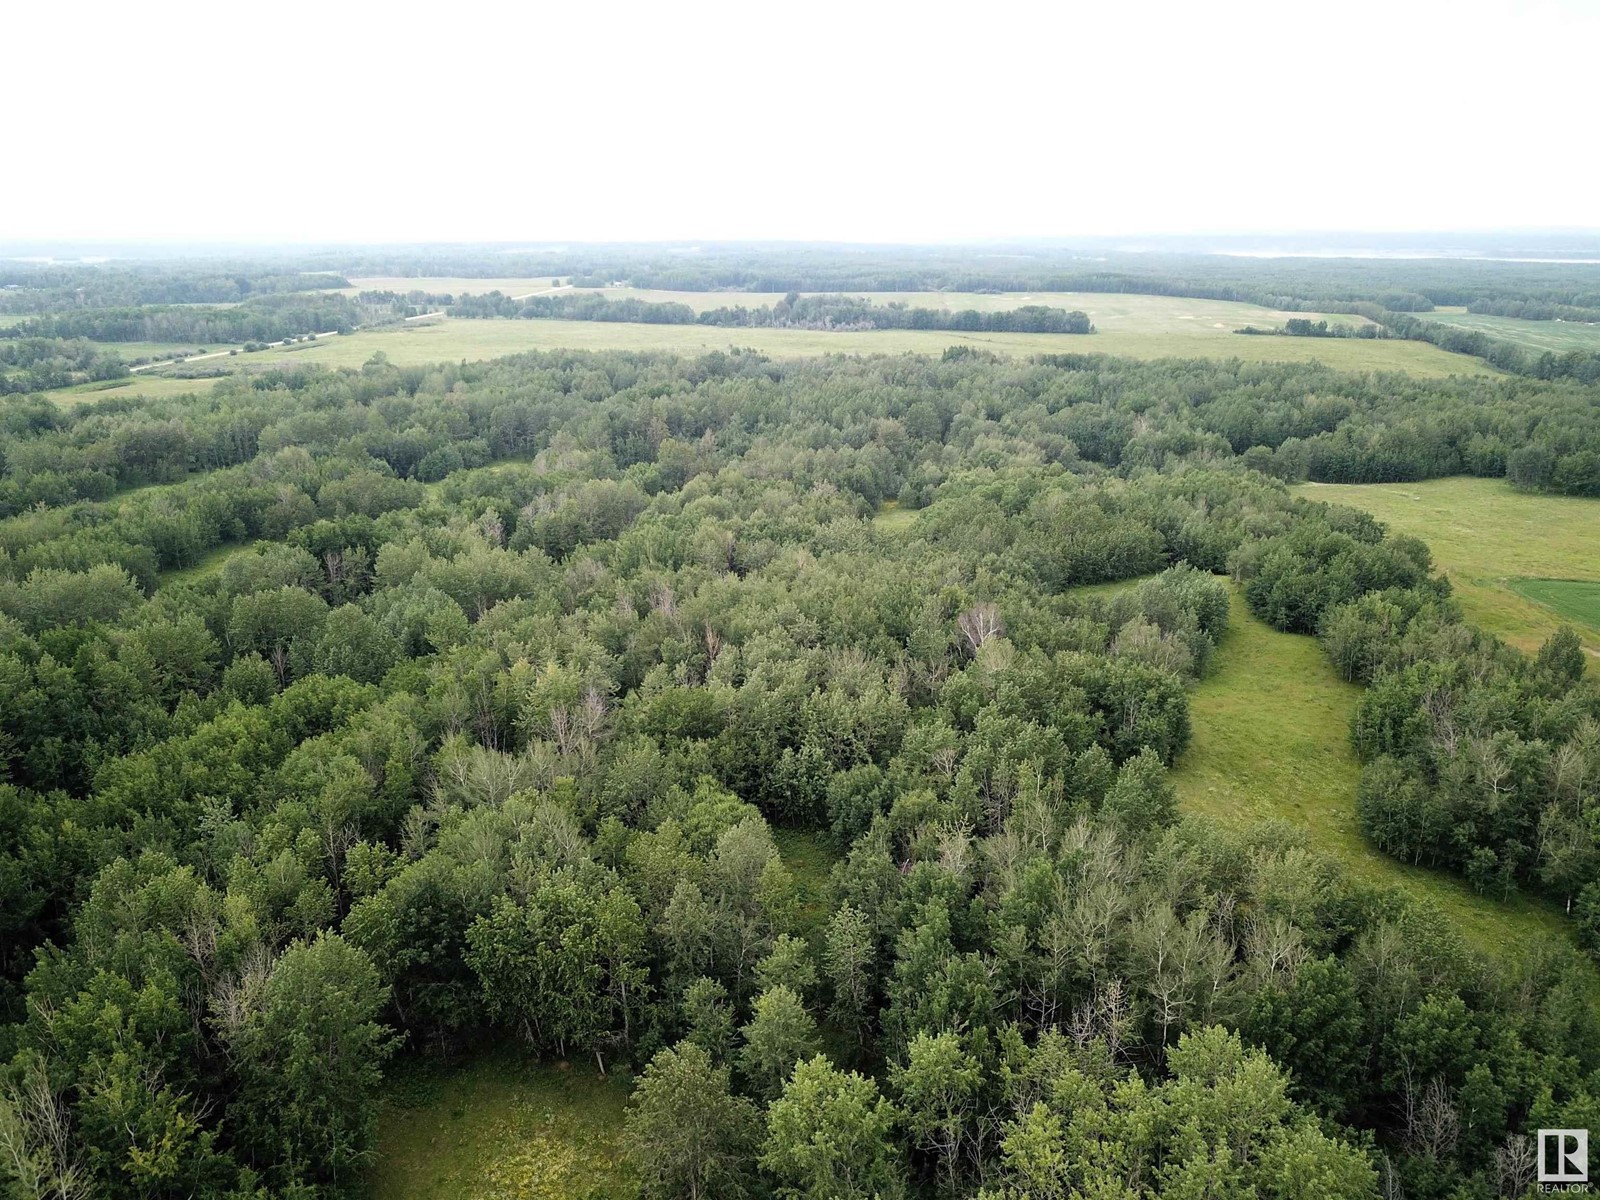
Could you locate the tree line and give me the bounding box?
[448,290,1097,334]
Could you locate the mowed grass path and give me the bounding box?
[1300,477,1600,658]
[368,1054,635,1200]
[1174,586,1572,955]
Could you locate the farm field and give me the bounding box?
[1419,308,1600,353]
[367,1053,635,1200]
[118,313,1490,378]
[341,276,561,297]
[1172,586,1575,954]
[1301,477,1600,657]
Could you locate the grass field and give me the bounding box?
[1508,578,1600,632]
[1174,586,1574,955]
[368,1053,635,1200]
[111,313,1487,379]
[1301,477,1600,658]
[1419,309,1600,353]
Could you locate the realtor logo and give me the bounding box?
[1540,1129,1589,1184]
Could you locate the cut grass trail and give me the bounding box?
[1173,586,1574,957]
[1300,477,1600,659]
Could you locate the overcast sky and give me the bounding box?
[7,0,1597,244]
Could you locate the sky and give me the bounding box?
[7,0,1598,245]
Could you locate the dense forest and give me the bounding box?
[0,265,347,314]
[2,341,1599,1198]
[3,294,363,347]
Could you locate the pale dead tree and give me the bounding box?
[1492,1134,1536,1198]
[433,743,541,809]
[1548,734,1595,817]
[578,685,611,743]
[957,603,1004,655]
[612,590,637,622]
[268,642,291,687]
[935,821,974,879]
[323,548,345,590]
[1244,913,1307,986]
[649,580,678,620]
[208,946,275,1051]
[1379,1154,1405,1200]
[930,742,961,781]
[1423,686,1460,757]
[547,705,578,757]
[703,623,724,671]
[1404,1077,1460,1162]
[1469,736,1513,803]
[1067,880,1128,994]
[0,1059,89,1200]
[1067,980,1133,1061]
[478,506,505,547]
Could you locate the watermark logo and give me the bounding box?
[1540,1129,1589,1186]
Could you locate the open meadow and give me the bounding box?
[90,309,1491,383]
[1300,477,1600,658]
[1171,586,1574,954]
[1420,307,1600,353]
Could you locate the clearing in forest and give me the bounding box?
[367,1054,635,1200]
[1173,586,1573,955]
[1300,477,1600,658]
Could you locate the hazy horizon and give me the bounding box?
[8,0,1597,245]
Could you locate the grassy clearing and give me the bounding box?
[1300,477,1600,658]
[364,830,836,1199]
[1418,309,1600,354]
[772,826,839,938]
[870,500,919,533]
[1508,578,1600,632]
[368,1052,635,1200]
[166,315,1487,378]
[49,374,223,404]
[1174,586,1573,956]
[159,542,250,587]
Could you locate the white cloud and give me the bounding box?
[5,0,1597,243]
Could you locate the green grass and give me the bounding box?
[772,825,839,938]
[368,1052,636,1200]
[97,311,1488,382]
[1174,586,1575,956]
[870,500,919,532]
[365,830,837,1199]
[1418,309,1600,354]
[1508,578,1600,633]
[1300,477,1600,658]
[159,542,250,587]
